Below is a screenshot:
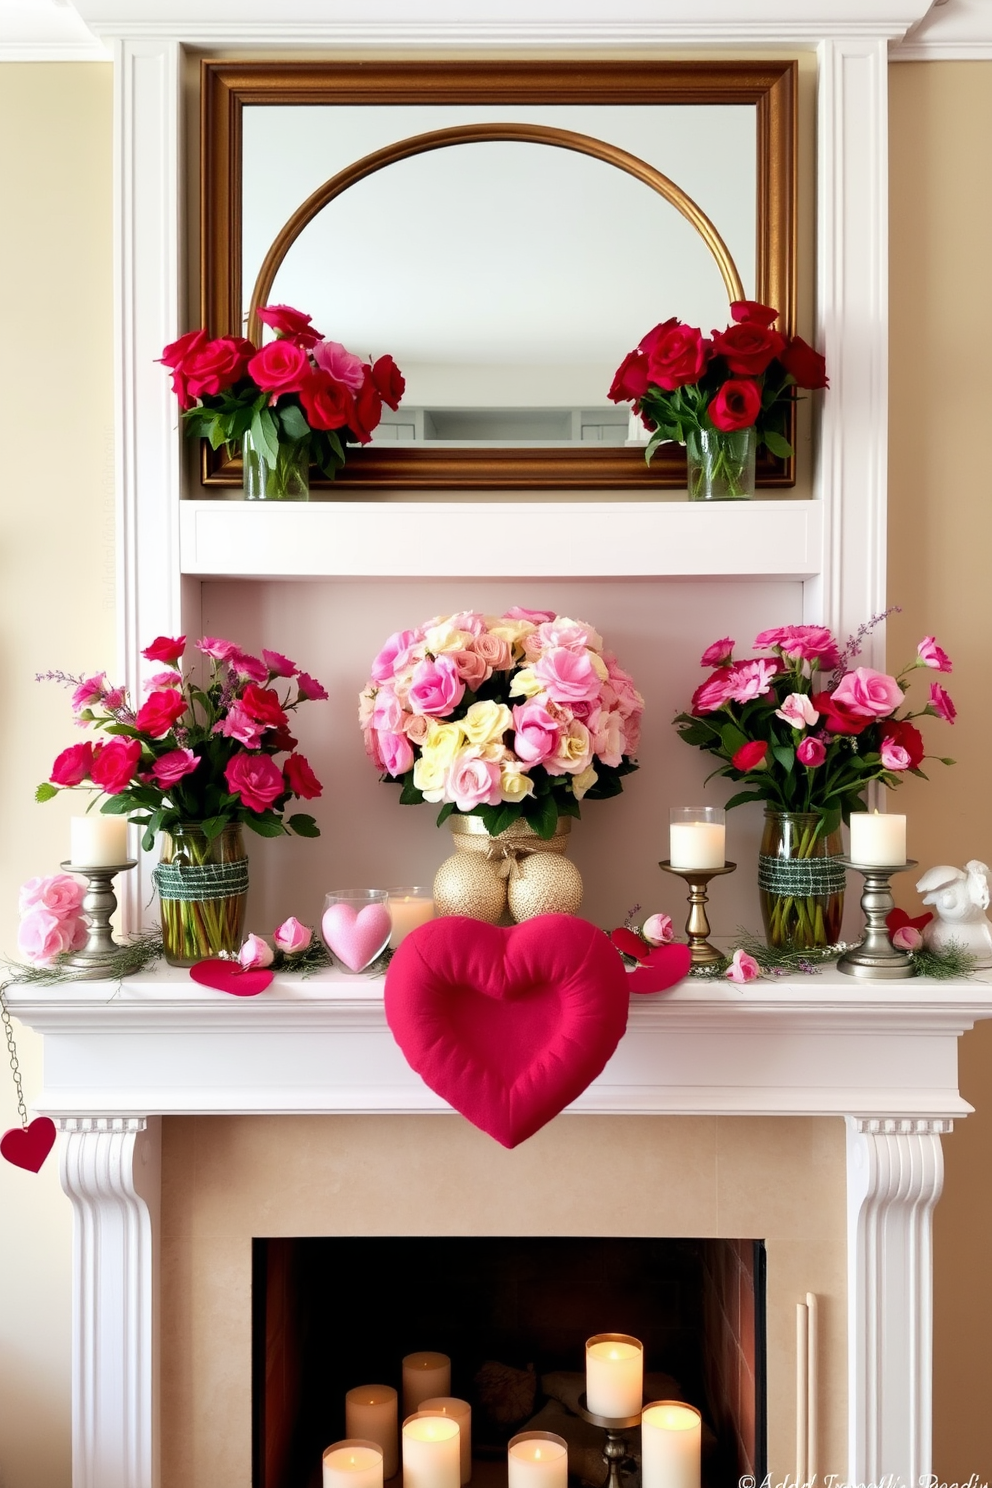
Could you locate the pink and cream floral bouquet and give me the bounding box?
[360,609,644,838]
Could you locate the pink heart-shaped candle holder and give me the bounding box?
[322,890,393,973]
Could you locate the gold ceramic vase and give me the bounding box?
[433,815,583,924]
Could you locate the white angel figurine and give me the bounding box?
[915,860,992,967]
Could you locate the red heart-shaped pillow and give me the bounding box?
[626,941,693,993]
[1,1117,57,1173]
[385,915,630,1148]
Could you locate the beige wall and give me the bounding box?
[0,63,114,1488]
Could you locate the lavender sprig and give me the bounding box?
[830,605,902,683]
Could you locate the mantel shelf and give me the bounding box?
[178,498,823,579]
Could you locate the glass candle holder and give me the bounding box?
[386,887,436,948]
[669,807,726,870]
[321,889,392,974]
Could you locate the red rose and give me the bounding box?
[732,739,768,771]
[256,303,322,348]
[268,724,299,754]
[240,685,289,728]
[284,752,322,799]
[185,336,255,398]
[371,354,406,411]
[50,742,94,787]
[811,691,870,736]
[608,349,650,404]
[730,300,780,327]
[142,635,186,665]
[708,379,762,432]
[710,321,785,375]
[225,751,285,812]
[298,368,351,431]
[637,317,679,356]
[644,322,710,391]
[91,737,142,794]
[158,328,208,409]
[882,719,925,768]
[247,340,310,395]
[780,335,828,390]
[134,689,188,738]
[346,373,384,444]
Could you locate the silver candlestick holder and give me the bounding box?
[59,860,138,981]
[659,860,737,966]
[577,1394,641,1488]
[836,858,919,979]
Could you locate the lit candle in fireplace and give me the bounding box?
[584,1333,643,1418]
[323,1439,385,1488]
[640,1402,701,1488]
[402,1412,460,1488]
[402,1352,451,1416]
[346,1386,399,1479]
[419,1398,471,1484]
[507,1431,568,1488]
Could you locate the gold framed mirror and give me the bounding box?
[201,59,796,492]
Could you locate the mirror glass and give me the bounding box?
[242,105,756,448]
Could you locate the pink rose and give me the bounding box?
[238,933,275,970]
[50,742,95,786]
[471,632,512,670]
[370,629,420,684]
[225,752,285,812]
[143,671,182,693]
[642,914,674,946]
[592,709,625,768]
[213,703,266,749]
[533,618,603,654]
[402,713,431,745]
[512,700,561,765]
[185,336,255,398]
[700,637,734,667]
[446,752,502,812]
[149,748,199,787]
[604,658,643,720]
[312,339,366,390]
[545,718,594,777]
[452,649,490,689]
[775,693,820,729]
[274,917,312,955]
[141,635,186,665]
[755,625,840,670]
[247,340,310,394]
[446,611,486,637]
[71,673,108,713]
[929,682,956,724]
[879,736,912,771]
[732,740,768,771]
[17,907,84,967]
[831,667,904,718]
[134,689,188,737]
[502,607,556,623]
[91,737,142,794]
[726,949,761,984]
[372,688,404,734]
[378,729,414,777]
[263,649,297,677]
[533,647,601,705]
[19,873,86,917]
[917,636,952,673]
[892,925,923,952]
[796,736,827,768]
[297,672,329,701]
[408,655,465,717]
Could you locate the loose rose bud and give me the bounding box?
[642,913,674,947]
[891,925,923,952]
[726,949,761,984]
[238,934,274,970]
[273,917,312,956]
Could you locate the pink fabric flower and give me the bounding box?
[225,752,285,812]
[18,873,86,917]
[238,933,275,970]
[700,637,734,667]
[148,748,199,787]
[446,753,502,811]
[297,671,329,701]
[312,339,366,389]
[17,907,85,967]
[917,636,952,673]
[892,924,923,952]
[879,736,912,771]
[929,682,956,723]
[262,649,297,677]
[378,730,415,777]
[533,647,601,705]
[775,692,820,729]
[831,667,904,718]
[732,740,768,771]
[408,655,465,717]
[274,917,312,955]
[50,742,94,786]
[726,949,761,984]
[90,737,142,794]
[796,736,827,767]
[213,703,266,749]
[642,913,674,946]
[512,700,561,765]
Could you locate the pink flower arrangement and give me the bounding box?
[37,635,327,850]
[360,609,644,837]
[17,875,88,967]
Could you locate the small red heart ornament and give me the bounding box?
[189,960,274,996]
[1,1117,57,1173]
[886,908,933,934]
[609,927,653,963]
[385,914,631,1148]
[626,942,693,993]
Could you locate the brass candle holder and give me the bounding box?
[836,858,919,980]
[659,860,737,966]
[59,860,137,981]
[577,1394,641,1488]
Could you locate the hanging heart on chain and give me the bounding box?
[1,1117,57,1173]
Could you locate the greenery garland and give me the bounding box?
[1,928,165,988]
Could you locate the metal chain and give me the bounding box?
[0,980,28,1130]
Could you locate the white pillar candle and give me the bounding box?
[402,1353,451,1417]
[584,1334,643,1419]
[669,809,725,870]
[507,1432,568,1488]
[402,1412,460,1488]
[346,1386,399,1479]
[420,1398,471,1484]
[323,1440,385,1488]
[640,1402,701,1488]
[849,810,907,867]
[69,813,128,867]
[387,889,435,949]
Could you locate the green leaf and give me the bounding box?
[435,802,456,827]
[242,813,287,838]
[286,813,320,838]
[479,803,522,838]
[525,792,560,839]
[399,774,425,806]
[250,407,280,470]
[720,723,749,755]
[763,429,794,459]
[771,744,795,776]
[198,814,230,843]
[819,804,842,837]
[35,782,59,803]
[723,790,770,810]
[98,794,134,815]
[278,403,311,441]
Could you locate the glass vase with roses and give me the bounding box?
[608,300,828,500]
[159,302,406,499]
[36,635,327,965]
[673,622,956,950]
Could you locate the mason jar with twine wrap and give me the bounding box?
[433,815,583,924]
[152,823,249,966]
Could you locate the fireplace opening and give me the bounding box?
[252,1237,766,1488]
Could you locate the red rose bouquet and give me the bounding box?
[159,302,405,496]
[608,300,827,498]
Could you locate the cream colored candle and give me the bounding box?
[69,813,128,867]
[585,1334,643,1418]
[640,1402,701,1488]
[346,1386,399,1479]
[323,1439,385,1488]
[849,810,907,866]
[420,1398,471,1484]
[402,1412,460,1488]
[387,890,435,948]
[506,1432,568,1488]
[402,1353,451,1417]
[669,809,725,870]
